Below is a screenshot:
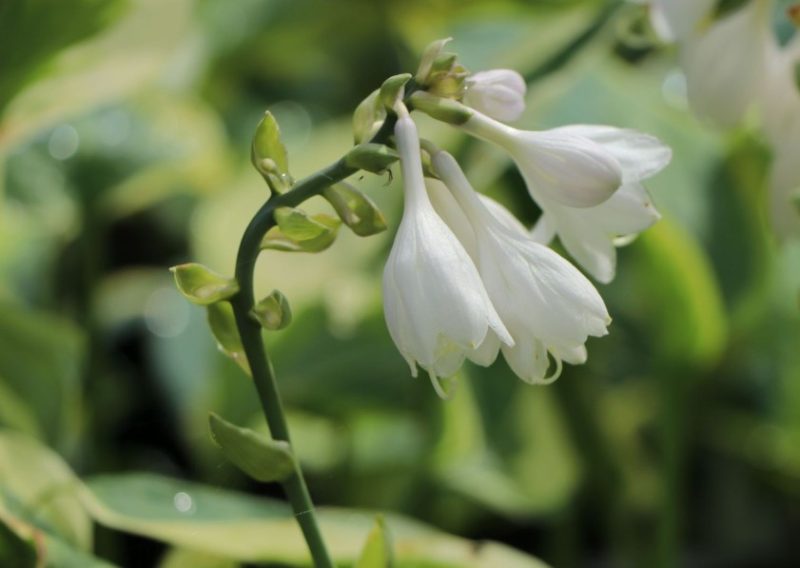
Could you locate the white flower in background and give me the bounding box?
[430,149,611,384]
[461,110,624,208]
[460,111,670,282]
[759,37,800,239]
[648,0,715,41]
[680,0,774,127]
[383,113,513,393]
[463,69,527,122]
[528,125,671,283]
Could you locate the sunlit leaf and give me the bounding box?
[170,263,239,306]
[206,302,250,376]
[355,516,393,568]
[251,290,292,331]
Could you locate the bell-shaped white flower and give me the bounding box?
[680,0,774,126]
[430,150,611,384]
[461,111,624,208]
[463,69,527,123]
[528,125,671,283]
[649,0,715,42]
[383,113,513,392]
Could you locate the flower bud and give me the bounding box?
[463,69,526,123]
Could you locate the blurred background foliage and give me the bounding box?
[1,0,799,566]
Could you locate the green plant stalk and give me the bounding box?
[230,115,398,568]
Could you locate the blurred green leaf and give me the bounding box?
[0,303,85,449]
[81,473,549,567]
[0,380,42,439]
[0,519,37,568]
[355,516,393,568]
[209,413,295,483]
[158,548,237,568]
[171,263,239,306]
[633,220,727,366]
[0,0,127,115]
[0,431,91,551]
[0,0,192,152]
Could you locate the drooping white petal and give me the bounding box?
[650,0,715,42]
[462,111,623,208]
[431,150,610,384]
[464,69,527,123]
[383,115,513,383]
[549,125,672,182]
[681,0,773,126]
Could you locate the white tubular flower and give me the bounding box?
[681,0,774,127]
[430,150,611,384]
[461,111,624,208]
[649,0,715,42]
[383,113,513,392]
[463,69,527,123]
[528,125,671,283]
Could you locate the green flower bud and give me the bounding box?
[209,413,295,483]
[251,111,293,193]
[408,92,473,125]
[379,73,412,110]
[344,143,399,173]
[251,290,292,330]
[415,37,452,85]
[206,301,250,376]
[170,263,239,305]
[353,89,386,144]
[323,182,387,236]
[262,208,341,253]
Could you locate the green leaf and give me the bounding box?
[0,520,37,568]
[251,290,292,331]
[81,473,550,567]
[634,220,727,367]
[158,548,237,568]
[0,430,91,551]
[251,111,292,192]
[323,182,387,237]
[262,209,341,253]
[0,303,85,449]
[355,516,393,568]
[208,413,295,483]
[0,0,127,116]
[0,0,193,152]
[170,263,239,306]
[345,143,399,174]
[206,302,250,376]
[408,92,473,125]
[353,89,386,144]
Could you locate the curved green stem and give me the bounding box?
[230,114,398,568]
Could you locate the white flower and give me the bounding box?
[463,69,527,123]
[528,125,671,283]
[461,111,670,282]
[383,114,513,392]
[757,37,800,239]
[680,0,774,126]
[648,0,715,42]
[430,150,611,384]
[462,110,624,208]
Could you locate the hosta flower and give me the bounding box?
[461,110,624,208]
[648,0,715,41]
[430,149,611,384]
[759,38,800,239]
[461,111,670,282]
[463,69,527,123]
[680,0,774,127]
[383,113,513,391]
[527,125,671,283]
